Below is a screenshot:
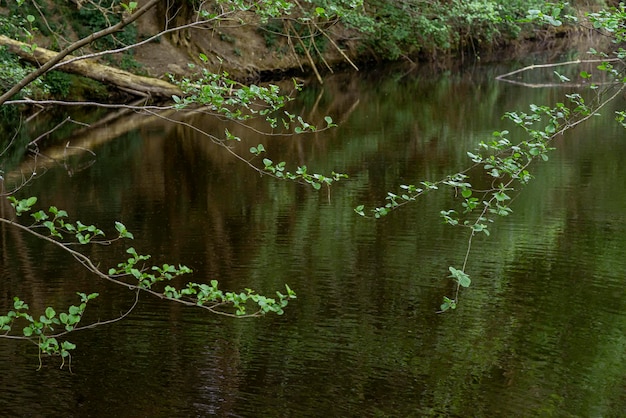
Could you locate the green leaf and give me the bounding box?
[13,298,28,310]
[62,341,76,351]
[448,266,471,288]
[440,296,456,312]
[494,191,510,202]
[554,71,569,82]
[45,307,56,319]
[115,221,134,239]
[49,206,65,217]
[31,210,48,222]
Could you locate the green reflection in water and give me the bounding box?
[1,58,626,417]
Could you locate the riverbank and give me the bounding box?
[0,0,607,101]
[130,2,576,82]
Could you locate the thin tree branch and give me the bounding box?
[0,216,268,318]
[495,58,622,84]
[0,0,161,105]
[50,11,235,70]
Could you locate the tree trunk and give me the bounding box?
[0,35,182,99]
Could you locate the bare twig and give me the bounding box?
[496,58,622,85]
[50,11,235,70]
[287,21,323,84]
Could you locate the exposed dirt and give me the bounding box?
[132,6,361,82]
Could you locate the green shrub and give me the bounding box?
[358,0,549,60]
[68,0,138,65]
[0,14,27,39]
[43,71,72,98]
[0,47,48,99]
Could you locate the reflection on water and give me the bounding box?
[1,53,626,417]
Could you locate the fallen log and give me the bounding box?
[0,35,182,99]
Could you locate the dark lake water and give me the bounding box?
[2,48,626,416]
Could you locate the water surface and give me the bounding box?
[1,51,626,417]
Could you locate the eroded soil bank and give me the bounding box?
[127,1,595,84]
[0,0,602,100]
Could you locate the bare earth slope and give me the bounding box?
[132,6,359,81]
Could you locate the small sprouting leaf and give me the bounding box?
[493,191,510,202]
[31,210,48,222]
[554,71,570,82]
[115,221,134,239]
[250,144,266,156]
[440,296,456,312]
[45,307,56,319]
[448,266,471,288]
[13,298,28,310]
[62,341,76,351]
[13,196,37,215]
[285,284,296,298]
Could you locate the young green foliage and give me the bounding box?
[1,293,98,370]
[357,52,626,311]
[1,197,297,367]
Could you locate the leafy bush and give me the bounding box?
[43,71,72,98]
[68,0,138,65]
[0,14,28,39]
[358,0,550,59]
[0,46,48,99]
